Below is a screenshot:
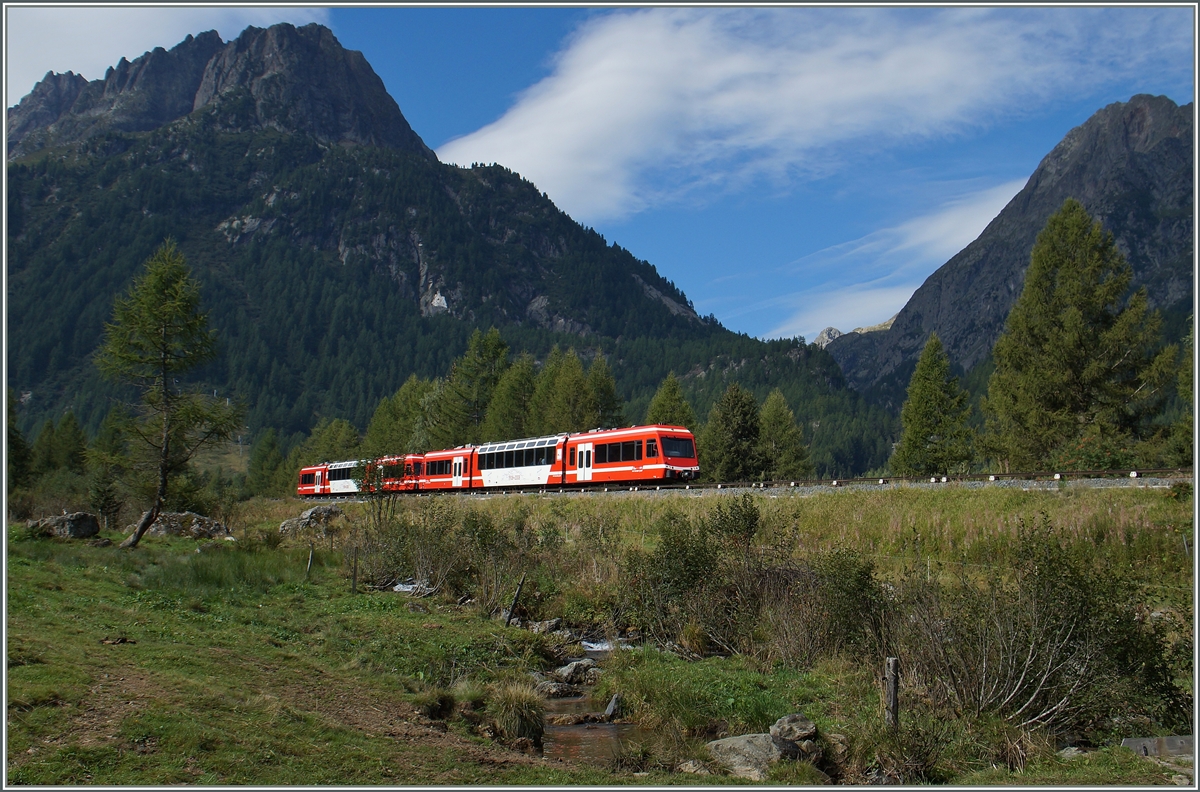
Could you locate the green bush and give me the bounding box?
[486,681,544,744]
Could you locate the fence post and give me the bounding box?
[505,572,528,627]
[885,657,900,730]
[351,544,358,595]
[306,541,314,581]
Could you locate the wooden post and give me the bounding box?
[351,544,358,595]
[505,572,527,627]
[885,657,900,730]
[306,541,314,580]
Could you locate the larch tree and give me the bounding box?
[481,354,536,441]
[7,389,31,490]
[889,333,974,477]
[586,353,625,429]
[701,382,762,482]
[757,388,815,480]
[644,372,697,430]
[95,240,242,548]
[982,199,1175,471]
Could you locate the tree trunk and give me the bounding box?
[121,374,171,549]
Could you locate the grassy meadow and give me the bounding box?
[7,481,1193,785]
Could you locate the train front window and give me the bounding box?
[414,462,423,476]
[662,437,695,458]
[300,473,315,485]
[646,439,658,458]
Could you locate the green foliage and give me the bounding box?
[430,328,509,448]
[362,374,434,456]
[890,333,974,476]
[644,372,697,430]
[983,199,1175,471]
[757,388,815,480]
[1167,323,1193,467]
[7,388,32,490]
[700,383,762,482]
[480,355,535,443]
[585,352,624,429]
[246,428,287,497]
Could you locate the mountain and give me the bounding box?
[826,94,1193,407]
[6,23,894,477]
[7,24,434,161]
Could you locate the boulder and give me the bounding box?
[30,512,100,539]
[706,733,783,781]
[527,618,562,634]
[771,713,820,759]
[677,760,712,776]
[584,667,603,685]
[534,681,581,698]
[280,504,343,535]
[552,658,597,685]
[604,693,621,720]
[135,511,230,539]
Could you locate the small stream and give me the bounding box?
[542,695,652,764]
[541,642,652,764]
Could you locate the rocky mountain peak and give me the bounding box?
[7,23,434,161]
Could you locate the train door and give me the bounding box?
[578,442,593,482]
[453,456,464,488]
[315,469,324,494]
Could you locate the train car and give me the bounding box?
[296,463,328,497]
[296,459,364,497]
[376,453,424,493]
[560,425,698,486]
[418,447,472,491]
[474,433,564,488]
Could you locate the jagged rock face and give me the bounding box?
[826,94,1193,396]
[7,23,434,161]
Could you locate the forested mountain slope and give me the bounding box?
[826,94,1193,409]
[7,22,893,477]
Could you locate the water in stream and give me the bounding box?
[541,694,652,764]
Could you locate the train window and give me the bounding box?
[535,446,550,465]
[414,462,423,475]
[569,447,576,466]
[595,444,608,464]
[635,440,643,460]
[622,441,635,461]
[478,454,488,471]
[300,473,315,485]
[662,437,695,458]
[404,464,413,476]
[646,439,657,458]
[504,450,514,468]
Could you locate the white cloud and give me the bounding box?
[762,178,1026,340]
[437,7,1191,224]
[5,6,331,103]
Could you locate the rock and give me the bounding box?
[770,713,819,758]
[604,693,621,720]
[87,537,113,547]
[705,733,783,781]
[677,760,711,775]
[136,511,230,539]
[527,618,562,634]
[1058,746,1085,760]
[824,732,849,763]
[280,504,343,535]
[583,667,603,685]
[552,658,597,685]
[534,681,581,698]
[813,327,843,349]
[548,712,605,726]
[30,512,100,539]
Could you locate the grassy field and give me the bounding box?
[7,483,1193,785]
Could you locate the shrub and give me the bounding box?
[486,681,544,744]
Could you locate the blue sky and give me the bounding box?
[6,6,1194,341]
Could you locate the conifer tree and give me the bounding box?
[702,382,762,482]
[586,352,625,429]
[542,350,594,433]
[364,374,435,455]
[645,372,697,430]
[482,354,536,441]
[7,389,31,490]
[982,199,1175,471]
[890,333,973,476]
[758,388,815,480]
[52,413,88,474]
[1167,324,1194,467]
[29,419,58,477]
[246,428,286,496]
[432,328,509,447]
[526,346,565,435]
[95,239,242,547]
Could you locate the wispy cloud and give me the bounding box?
[438,7,1192,223]
[763,178,1026,340]
[6,7,331,103]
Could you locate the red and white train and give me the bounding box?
[296,424,699,497]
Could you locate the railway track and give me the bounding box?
[305,468,1193,501]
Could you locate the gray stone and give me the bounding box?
[552,658,597,685]
[584,667,603,685]
[280,504,343,535]
[676,760,711,775]
[1058,746,1085,760]
[604,693,621,720]
[534,681,581,698]
[771,713,819,757]
[706,733,783,781]
[30,512,100,539]
[1121,736,1194,757]
[137,511,229,539]
[527,618,562,634]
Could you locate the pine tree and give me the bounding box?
[542,350,593,433]
[1167,323,1193,467]
[982,199,1175,471]
[526,346,565,436]
[645,372,697,430]
[246,428,286,496]
[481,354,536,441]
[52,412,88,474]
[440,327,509,445]
[29,418,58,477]
[701,383,762,482]
[363,374,435,455]
[7,389,31,490]
[890,333,974,476]
[95,239,242,548]
[586,352,625,429]
[758,388,815,480]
